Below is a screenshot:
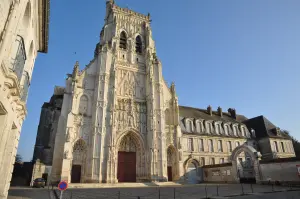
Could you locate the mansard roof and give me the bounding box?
[179,106,247,124]
[243,116,291,140]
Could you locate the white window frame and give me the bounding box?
[218,140,223,152]
[188,138,194,151]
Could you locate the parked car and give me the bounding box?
[32,178,46,188]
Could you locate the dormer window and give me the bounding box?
[215,123,222,135]
[233,125,239,136]
[186,119,193,132]
[207,122,213,134]
[224,125,229,136]
[196,120,204,133]
[135,35,142,53]
[119,31,127,49]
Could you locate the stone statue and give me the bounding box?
[64,150,69,159]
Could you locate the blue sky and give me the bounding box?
[18,0,300,161]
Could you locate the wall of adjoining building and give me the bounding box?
[259,159,300,183]
[31,160,52,186]
[202,164,235,182]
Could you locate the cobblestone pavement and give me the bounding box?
[8,184,300,199]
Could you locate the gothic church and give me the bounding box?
[32,0,295,184]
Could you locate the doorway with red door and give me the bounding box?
[117,151,136,182]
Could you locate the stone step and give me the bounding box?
[68,181,186,189]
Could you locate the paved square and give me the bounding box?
[8,184,300,199]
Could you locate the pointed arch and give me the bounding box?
[230,144,261,183]
[119,31,127,49]
[71,139,87,183]
[135,35,142,53]
[167,145,178,181]
[115,128,146,182]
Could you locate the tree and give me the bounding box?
[15,154,22,163]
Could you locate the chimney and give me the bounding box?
[207,105,212,116]
[217,106,223,117]
[228,108,236,119]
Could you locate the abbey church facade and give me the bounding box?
[32,0,295,184]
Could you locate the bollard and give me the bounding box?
[173,188,176,199]
[216,185,219,196]
[272,183,274,192]
[240,183,244,195]
[251,183,253,193]
[70,192,73,199]
[137,197,141,199]
[118,191,120,199]
[158,187,160,199]
[205,184,208,199]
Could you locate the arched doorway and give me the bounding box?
[117,131,144,182]
[184,158,200,184]
[71,139,86,183]
[230,144,261,183]
[167,145,176,181]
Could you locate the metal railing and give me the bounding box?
[49,182,300,199]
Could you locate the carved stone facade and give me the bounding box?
[41,0,295,185]
[0,0,49,198]
[50,0,175,184]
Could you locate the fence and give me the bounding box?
[50,183,300,199]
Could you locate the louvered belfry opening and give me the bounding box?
[119,31,127,49]
[135,35,142,53]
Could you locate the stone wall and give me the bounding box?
[31,160,52,186]
[202,163,235,183]
[259,158,300,183]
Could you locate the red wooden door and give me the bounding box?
[167,166,173,181]
[117,152,136,182]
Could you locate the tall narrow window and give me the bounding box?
[201,157,205,166]
[119,31,127,49]
[79,95,88,115]
[220,158,224,164]
[218,140,223,152]
[209,139,214,152]
[216,124,222,134]
[11,35,26,81]
[199,139,204,152]
[235,141,240,148]
[224,125,229,135]
[234,126,239,136]
[135,35,142,53]
[207,123,213,134]
[200,122,204,132]
[227,141,232,152]
[196,121,202,133]
[188,138,194,151]
[189,121,193,132]
[21,72,30,102]
[274,141,279,152]
[281,142,285,152]
[186,120,192,132]
[241,127,246,136]
[210,158,215,165]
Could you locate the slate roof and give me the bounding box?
[178,106,250,138]
[243,116,291,140]
[179,106,247,124]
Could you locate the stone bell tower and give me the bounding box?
[51,0,181,184]
[90,0,169,183]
